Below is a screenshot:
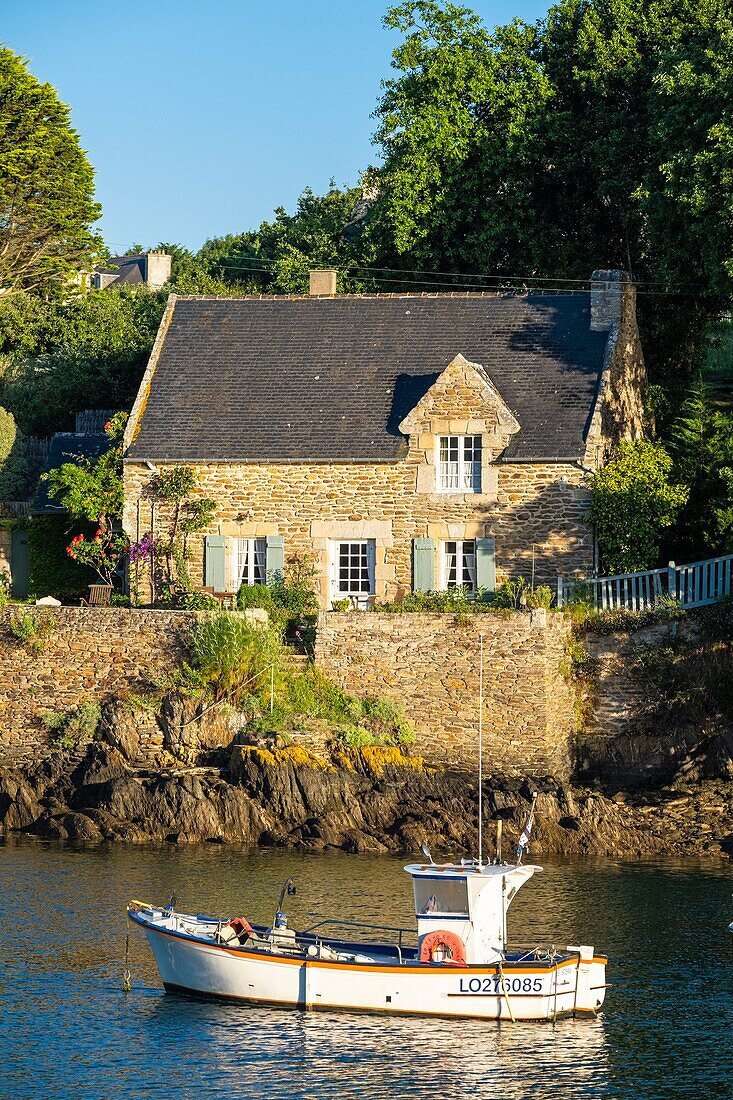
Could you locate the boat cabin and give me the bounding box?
[406,862,541,965]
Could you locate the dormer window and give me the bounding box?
[438,435,482,492]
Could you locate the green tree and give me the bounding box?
[0,404,29,498]
[43,412,126,531]
[198,182,374,294]
[668,381,733,557]
[588,441,689,573]
[42,412,129,589]
[0,46,101,290]
[370,0,733,380]
[0,287,167,435]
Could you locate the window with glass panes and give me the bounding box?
[438,435,482,492]
[235,538,266,587]
[443,540,477,591]
[334,541,375,596]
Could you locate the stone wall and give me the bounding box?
[315,610,576,778]
[124,457,593,609]
[0,608,194,763]
[577,619,712,787]
[0,528,10,579]
[584,274,647,466]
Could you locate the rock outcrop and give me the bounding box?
[0,738,730,859]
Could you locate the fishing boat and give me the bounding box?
[127,835,608,1021]
[129,633,608,1021]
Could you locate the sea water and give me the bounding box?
[1,839,731,1100]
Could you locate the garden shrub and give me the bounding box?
[588,441,688,573]
[374,581,552,614]
[236,583,274,613]
[0,406,30,499]
[8,607,56,653]
[188,612,282,703]
[42,700,101,749]
[236,553,319,650]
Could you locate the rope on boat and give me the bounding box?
[572,953,581,1017]
[497,961,516,1024]
[122,931,132,993]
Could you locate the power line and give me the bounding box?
[203,257,711,292]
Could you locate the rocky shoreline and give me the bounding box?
[1,729,731,860]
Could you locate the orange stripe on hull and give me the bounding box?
[142,922,603,977]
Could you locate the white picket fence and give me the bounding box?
[556,553,733,611]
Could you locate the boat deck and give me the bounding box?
[128,906,583,970]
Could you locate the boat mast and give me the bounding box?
[478,632,484,868]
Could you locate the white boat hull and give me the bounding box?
[132,913,607,1022]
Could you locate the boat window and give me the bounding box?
[413,878,469,917]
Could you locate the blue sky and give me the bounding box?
[5,1,550,253]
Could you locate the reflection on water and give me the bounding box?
[1,838,732,1100]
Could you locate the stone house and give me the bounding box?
[91,251,171,291]
[122,269,646,608]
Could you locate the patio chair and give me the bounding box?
[80,584,114,607]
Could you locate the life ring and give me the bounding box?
[419,930,466,967]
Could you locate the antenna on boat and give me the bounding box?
[421,843,435,865]
[478,633,484,869]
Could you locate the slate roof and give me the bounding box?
[127,294,611,463]
[95,255,145,287]
[33,434,111,514]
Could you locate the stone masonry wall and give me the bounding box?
[124,457,592,609]
[315,610,576,778]
[0,606,575,779]
[584,278,647,467]
[0,608,194,763]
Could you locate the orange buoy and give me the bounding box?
[419,930,466,967]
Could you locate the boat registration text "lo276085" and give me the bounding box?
[458,976,543,995]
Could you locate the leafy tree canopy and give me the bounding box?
[668,381,733,557]
[197,182,375,294]
[0,46,102,291]
[588,441,689,573]
[0,287,167,435]
[369,0,733,380]
[43,411,127,530]
[0,404,29,499]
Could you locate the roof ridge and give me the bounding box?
[173,289,589,302]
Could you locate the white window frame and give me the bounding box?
[441,539,477,593]
[234,537,267,588]
[330,540,376,608]
[436,435,482,493]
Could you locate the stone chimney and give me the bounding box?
[590,269,634,331]
[309,269,337,296]
[144,251,172,290]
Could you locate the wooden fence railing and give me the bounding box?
[557,554,733,611]
[0,501,32,520]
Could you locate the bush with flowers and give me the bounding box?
[66,528,128,588]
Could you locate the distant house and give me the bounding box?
[91,251,171,291]
[122,269,646,608]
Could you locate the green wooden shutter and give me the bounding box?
[413,537,435,592]
[475,536,496,593]
[205,534,226,592]
[265,534,285,582]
